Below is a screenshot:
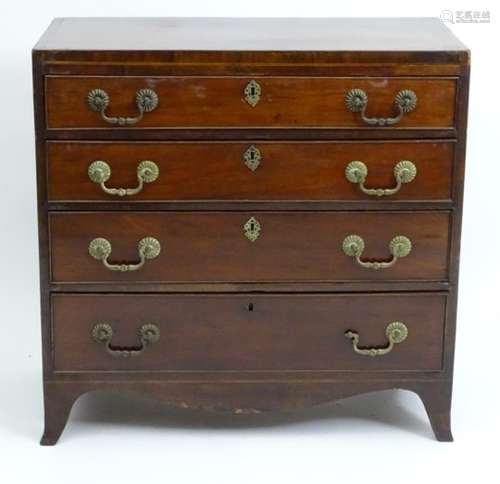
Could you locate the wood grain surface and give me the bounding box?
[47,140,454,202]
[46,76,457,129]
[52,293,446,372]
[49,211,450,283]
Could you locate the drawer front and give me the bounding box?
[46,76,456,129]
[52,293,446,372]
[49,211,449,283]
[47,141,454,202]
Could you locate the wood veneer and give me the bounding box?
[47,141,454,202]
[52,294,446,372]
[49,211,450,283]
[33,17,469,445]
[45,76,457,130]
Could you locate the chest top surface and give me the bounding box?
[34,17,467,54]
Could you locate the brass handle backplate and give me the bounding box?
[87,88,159,125]
[345,160,417,197]
[88,160,159,197]
[88,237,161,272]
[92,323,160,357]
[342,234,412,270]
[345,88,417,126]
[244,80,261,107]
[345,322,408,356]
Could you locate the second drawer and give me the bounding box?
[49,211,450,283]
[47,141,454,203]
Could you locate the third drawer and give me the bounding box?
[49,211,450,283]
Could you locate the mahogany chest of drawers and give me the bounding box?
[33,18,470,444]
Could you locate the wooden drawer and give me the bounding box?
[52,293,446,372]
[45,76,456,129]
[49,211,450,283]
[47,141,454,203]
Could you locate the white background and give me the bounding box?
[0,1,498,483]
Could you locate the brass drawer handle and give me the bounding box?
[345,160,417,196]
[92,323,160,357]
[345,322,408,357]
[342,234,412,270]
[88,160,159,197]
[87,88,159,126]
[345,89,417,126]
[88,237,161,272]
[244,80,261,107]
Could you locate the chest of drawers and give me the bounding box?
[33,17,470,444]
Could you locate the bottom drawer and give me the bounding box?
[52,293,446,372]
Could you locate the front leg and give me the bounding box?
[41,383,81,446]
[417,383,453,442]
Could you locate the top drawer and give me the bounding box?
[45,76,457,130]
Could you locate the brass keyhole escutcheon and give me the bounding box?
[243,145,262,171]
[244,216,261,242]
[244,80,261,107]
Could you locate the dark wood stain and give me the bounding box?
[46,76,457,129]
[52,294,446,372]
[33,17,470,445]
[47,140,454,202]
[49,211,450,283]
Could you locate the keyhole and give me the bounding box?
[247,302,254,312]
[250,86,256,96]
[250,222,255,232]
